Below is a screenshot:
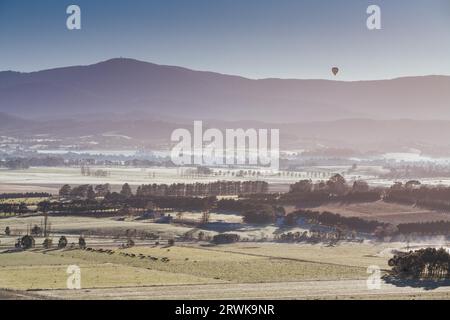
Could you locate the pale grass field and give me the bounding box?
[0,243,371,292]
[0,215,194,238]
[0,166,301,190]
[198,242,391,269]
[2,243,450,299]
[0,251,218,290]
[53,245,370,283]
[0,264,213,290]
[0,214,279,241]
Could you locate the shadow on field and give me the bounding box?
[383,275,450,290]
[0,248,23,254]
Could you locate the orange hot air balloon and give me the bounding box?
[332,67,339,76]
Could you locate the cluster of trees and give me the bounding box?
[286,209,389,234]
[41,193,216,215]
[281,175,381,205]
[389,248,450,279]
[212,233,240,244]
[59,184,111,199]
[136,181,268,197]
[384,182,450,211]
[217,198,271,212]
[242,205,277,224]
[216,197,284,224]
[289,175,368,194]
[150,196,215,211]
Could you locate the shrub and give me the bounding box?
[78,236,86,249]
[127,238,135,247]
[242,205,275,224]
[21,235,35,249]
[43,238,53,249]
[58,236,68,249]
[212,233,240,244]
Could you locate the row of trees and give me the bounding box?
[16,235,85,250]
[59,181,269,201]
[0,192,50,199]
[37,195,217,215]
[136,181,268,197]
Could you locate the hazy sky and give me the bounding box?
[0,0,449,80]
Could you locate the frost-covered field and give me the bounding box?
[0,166,337,193]
[2,241,450,299]
[3,165,450,195]
[0,165,375,191]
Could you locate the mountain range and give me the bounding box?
[1,58,450,153]
[1,58,449,122]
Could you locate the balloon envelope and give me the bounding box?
[332,67,339,76]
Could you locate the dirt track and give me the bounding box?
[32,279,450,300]
[0,289,46,300]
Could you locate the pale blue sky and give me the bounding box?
[0,0,449,80]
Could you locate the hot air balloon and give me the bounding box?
[332,67,339,76]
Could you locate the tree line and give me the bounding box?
[285,209,389,234]
[136,181,268,197]
[0,192,51,199]
[384,182,450,211]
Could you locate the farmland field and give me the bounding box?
[0,251,214,290]
[2,167,450,300]
[0,166,301,194]
[0,243,378,294]
[1,241,450,299]
[307,201,450,225]
[4,166,450,195]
